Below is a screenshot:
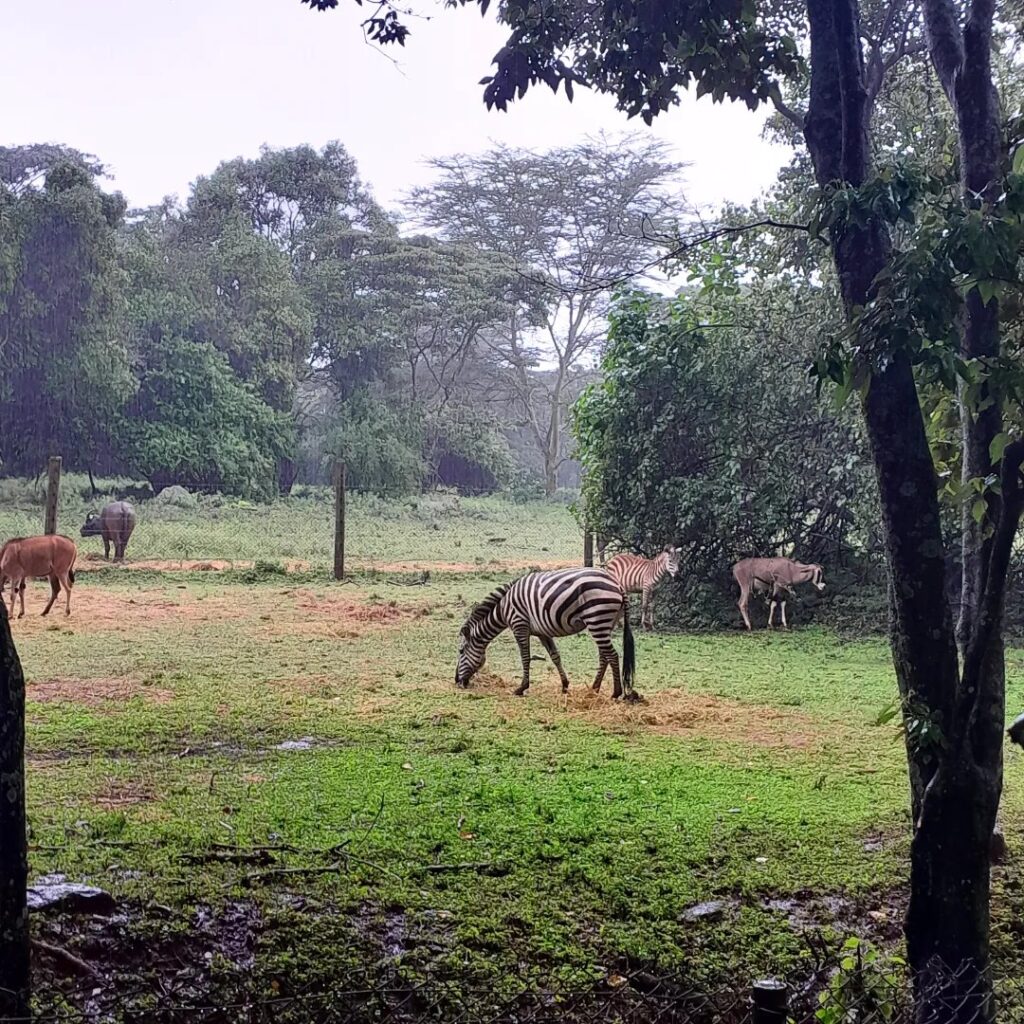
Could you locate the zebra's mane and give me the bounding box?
[463,582,511,632]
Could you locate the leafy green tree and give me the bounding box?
[0,144,105,196]
[185,141,389,256]
[576,287,871,611]
[120,187,312,494]
[0,154,133,476]
[120,334,293,499]
[185,143,389,403]
[321,388,424,494]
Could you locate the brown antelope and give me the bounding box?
[732,556,825,631]
[1,535,78,618]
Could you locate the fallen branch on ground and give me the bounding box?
[32,939,101,980]
[419,862,510,876]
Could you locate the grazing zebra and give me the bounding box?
[604,546,682,631]
[455,568,636,699]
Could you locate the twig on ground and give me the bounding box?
[419,862,510,876]
[32,939,101,980]
[386,571,431,586]
[242,847,400,886]
[182,849,275,866]
[242,863,343,885]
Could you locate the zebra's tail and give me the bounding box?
[622,600,636,693]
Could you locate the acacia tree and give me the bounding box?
[410,138,684,493]
[304,0,1023,1016]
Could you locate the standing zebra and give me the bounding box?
[604,546,682,631]
[455,567,637,699]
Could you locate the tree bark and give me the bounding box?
[924,0,1003,650]
[0,599,29,1020]
[278,455,298,496]
[804,0,1001,1017]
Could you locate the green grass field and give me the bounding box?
[14,563,1024,1019]
[0,476,583,568]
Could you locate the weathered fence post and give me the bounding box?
[0,601,29,1020]
[44,455,62,535]
[583,529,594,568]
[333,461,346,581]
[751,979,788,1024]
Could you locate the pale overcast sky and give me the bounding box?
[5,0,790,217]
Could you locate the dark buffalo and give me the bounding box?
[81,501,136,562]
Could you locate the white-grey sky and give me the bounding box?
[6,0,789,216]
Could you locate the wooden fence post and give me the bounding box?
[0,602,29,1020]
[751,979,788,1024]
[44,455,62,535]
[333,461,346,581]
[583,529,594,568]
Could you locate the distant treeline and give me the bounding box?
[0,138,683,499]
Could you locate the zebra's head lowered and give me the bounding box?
[455,584,509,688]
[664,545,682,577]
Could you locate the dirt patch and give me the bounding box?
[92,777,157,810]
[32,898,264,1021]
[273,673,338,695]
[76,558,312,573]
[75,557,575,574]
[29,677,174,708]
[356,695,402,717]
[760,886,907,942]
[265,590,431,639]
[466,676,827,749]
[10,585,408,637]
[5,585,257,634]
[353,558,577,573]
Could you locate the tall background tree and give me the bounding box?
[0,149,133,477]
[410,136,686,493]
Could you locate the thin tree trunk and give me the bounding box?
[0,599,29,1020]
[545,414,560,495]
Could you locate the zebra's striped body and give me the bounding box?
[455,568,636,699]
[604,546,681,630]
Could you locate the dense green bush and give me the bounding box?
[575,288,878,617]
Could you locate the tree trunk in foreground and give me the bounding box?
[804,0,1011,1018]
[0,599,29,1020]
